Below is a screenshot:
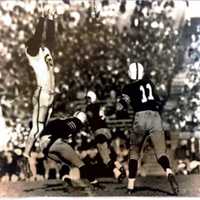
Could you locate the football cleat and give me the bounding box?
[168,174,179,195]
[127,188,135,195]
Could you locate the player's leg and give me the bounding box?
[150,131,179,195]
[150,112,179,195]
[127,112,146,194]
[48,139,84,168]
[35,105,49,137]
[40,92,55,124]
[25,90,51,157]
[148,111,172,172]
[46,104,53,124]
[28,153,37,181]
[37,91,53,125]
[95,128,125,181]
[36,92,53,137]
[25,88,42,157]
[48,139,96,183]
[128,132,145,194]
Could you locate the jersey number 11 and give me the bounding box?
[140,83,154,103]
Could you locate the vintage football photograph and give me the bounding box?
[0,0,199,197]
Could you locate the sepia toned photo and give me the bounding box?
[0,0,199,197]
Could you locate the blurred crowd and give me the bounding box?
[0,0,200,181]
[0,0,184,126]
[157,32,200,133]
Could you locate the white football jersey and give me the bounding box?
[26,47,55,92]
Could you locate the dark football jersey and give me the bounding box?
[40,117,83,139]
[86,103,107,131]
[122,78,161,112]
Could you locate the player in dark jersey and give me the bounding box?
[118,62,179,195]
[38,111,101,188]
[85,91,126,182]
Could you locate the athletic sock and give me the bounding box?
[166,168,173,176]
[128,178,136,190]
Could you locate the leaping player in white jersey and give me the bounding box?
[24,8,56,158]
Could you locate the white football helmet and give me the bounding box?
[86,90,97,103]
[128,62,144,80]
[74,111,87,124]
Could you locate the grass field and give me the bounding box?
[0,175,200,197]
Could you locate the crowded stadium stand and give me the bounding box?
[0,0,200,181]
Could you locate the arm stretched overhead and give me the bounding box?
[26,17,45,56]
[45,17,55,52]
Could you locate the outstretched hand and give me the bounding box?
[37,3,56,19]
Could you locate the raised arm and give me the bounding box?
[26,17,45,56]
[45,17,55,52]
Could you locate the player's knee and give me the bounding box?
[95,134,108,144]
[155,147,166,160]
[30,126,39,138]
[38,122,45,130]
[129,146,140,160]
[129,154,139,161]
[38,107,49,123]
[32,122,44,137]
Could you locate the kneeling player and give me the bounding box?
[36,112,101,188]
[85,91,126,182]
